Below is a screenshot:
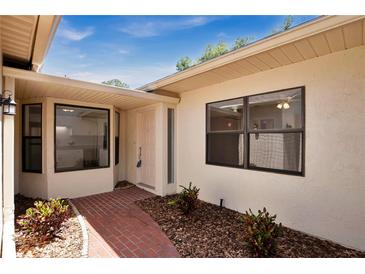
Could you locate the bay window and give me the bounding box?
[55,104,110,172]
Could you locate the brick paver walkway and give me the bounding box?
[72,186,180,258]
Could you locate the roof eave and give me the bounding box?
[31,15,62,72]
[3,66,180,104]
[139,15,365,92]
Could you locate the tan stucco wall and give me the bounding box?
[2,76,16,257]
[176,45,365,250]
[17,98,48,198]
[14,103,21,194]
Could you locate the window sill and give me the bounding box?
[205,162,304,177]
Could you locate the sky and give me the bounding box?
[43,16,317,89]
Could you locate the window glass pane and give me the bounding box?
[115,112,120,165]
[114,112,120,138]
[249,88,302,130]
[207,98,244,132]
[168,108,175,183]
[23,104,42,173]
[207,133,244,166]
[55,105,109,172]
[24,104,42,136]
[23,138,42,172]
[249,133,302,172]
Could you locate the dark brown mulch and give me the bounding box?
[14,194,83,258]
[136,195,365,258]
[14,194,42,219]
[115,180,134,190]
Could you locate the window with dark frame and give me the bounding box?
[54,104,110,172]
[115,111,120,165]
[206,87,305,176]
[168,108,175,183]
[22,104,42,173]
[206,98,245,167]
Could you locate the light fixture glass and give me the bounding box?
[283,102,290,109]
[2,95,16,115]
[276,103,283,109]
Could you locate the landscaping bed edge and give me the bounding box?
[68,200,89,258]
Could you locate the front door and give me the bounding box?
[137,108,156,189]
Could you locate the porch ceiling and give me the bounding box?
[140,16,365,94]
[3,67,179,110]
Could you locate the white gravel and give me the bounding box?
[16,213,83,258]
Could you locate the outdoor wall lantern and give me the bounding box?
[1,90,17,115]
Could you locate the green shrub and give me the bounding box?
[243,207,282,257]
[17,198,71,245]
[170,182,200,214]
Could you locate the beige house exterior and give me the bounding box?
[1,15,364,256]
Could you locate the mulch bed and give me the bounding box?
[136,195,365,258]
[15,194,83,258]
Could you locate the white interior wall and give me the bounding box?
[176,46,365,250]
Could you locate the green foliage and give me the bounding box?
[176,36,257,70]
[272,15,294,34]
[102,79,130,88]
[171,182,200,214]
[282,15,293,31]
[198,42,229,63]
[17,198,71,245]
[176,56,193,71]
[232,37,253,50]
[175,16,295,68]
[243,207,282,257]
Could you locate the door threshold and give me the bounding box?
[137,183,155,190]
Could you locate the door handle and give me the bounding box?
[136,147,142,168]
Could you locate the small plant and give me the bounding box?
[169,182,200,214]
[243,207,282,257]
[17,198,71,245]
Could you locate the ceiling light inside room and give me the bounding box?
[283,102,290,109]
[62,108,74,112]
[277,102,290,109]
